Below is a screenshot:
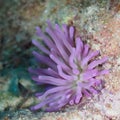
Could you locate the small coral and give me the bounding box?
[29,21,108,112]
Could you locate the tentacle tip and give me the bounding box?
[32,50,36,55]
[36,26,40,30]
[103,56,109,62]
[46,19,51,23]
[28,67,32,72]
[104,69,109,74]
[32,39,37,45]
[75,98,81,104]
[49,54,53,59]
[30,106,36,111]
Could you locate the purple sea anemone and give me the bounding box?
[29,21,108,112]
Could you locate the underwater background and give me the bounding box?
[0,0,120,119]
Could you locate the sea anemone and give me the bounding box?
[29,21,108,112]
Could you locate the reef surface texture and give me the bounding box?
[0,0,120,120]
